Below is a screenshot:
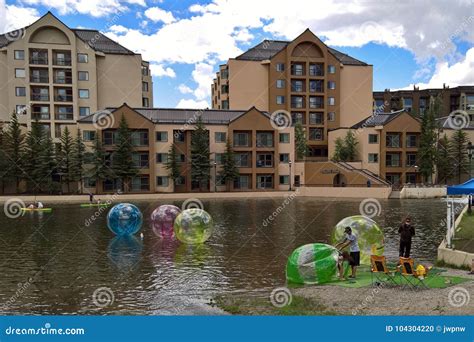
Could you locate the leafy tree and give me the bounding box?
[4,111,25,192]
[417,96,439,183]
[332,131,358,162]
[435,134,451,185]
[90,132,108,194]
[23,121,45,194]
[219,139,239,191]
[190,116,211,190]
[332,137,347,162]
[71,129,85,193]
[58,126,74,193]
[165,143,181,191]
[449,130,470,184]
[112,115,138,192]
[295,122,308,160]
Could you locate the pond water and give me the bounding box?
[0,197,452,314]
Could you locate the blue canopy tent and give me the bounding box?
[447,179,474,195]
[445,179,474,248]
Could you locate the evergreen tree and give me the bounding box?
[435,134,451,185]
[219,139,239,191]
[23,121,45,194]
[71,129,85,193]
[417,96,439,183]
[39,134,56,193]
[4,111,25,192]
[190,116,211,190]
[58,126,74,193]
[332,137,346,162]
[165,143,181,191]
[449,130,469,184]
[90,132,108,194]
[295,122,308,160]
[112,115,138,192]
[343,130,358,161]
[0,128,8,194]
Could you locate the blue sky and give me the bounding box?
[2,0,473,108]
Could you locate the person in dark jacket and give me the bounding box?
[398,216,415,258]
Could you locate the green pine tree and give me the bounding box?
[112,115,138,192]
[23,120,45,194]
[343,130,358,162]
[4,111,25,192]
[0,128,8,194]
[59,126,74,193]
[39,134,56,193]
[449,130,470,184]
[435,134,451,184]
[191,116,211,190]
[295,122,308,160]
[90,131,108,194]
[417,96,439,183]
[165,143,181,191]
[219,139,239,191]
[332,137,346,162]
[71,129,85,194]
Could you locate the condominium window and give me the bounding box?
[221,69,228,79]
[368,134,378,144]
[77,53,88,63]
[15,87,26,97]
[234,175,250,189]
[276,79,285,89]
[16,105,27,115]
[291,80,304,92]
[215,132,226,143]
[309,112,324,125]
[15,68,25,78]
[30,49,48,65]
[222,100,229,109]
[156,176,169,187]
[175,176,186,185]
[466,95,474,110]
[55,106,73,120]
[233,132,250,147]
[30,68,49,83]
[279,153,289,163]
[142,97,149,107]
[327,112,335,122]
[309,80,323,93]
[291,96,304,108]
[84,177,96,187]
[131,176,149,191]
[386,133,401,148]
[403,98,413,111]
[279,133,290,143]
[79,107,90,117]
[291,112,304,125]
[53,51,71,66]
[276,63,285,72]
[256,132,273,147]
[31,87,49,101]
[78,71,89,81]
[279,175,289,185]
[406,134,418,148]
[309,96,324,109]
[142,81,148,92]
[54,69,72,84]
[328,65,336,74]
[177,154,186,163]
[221,85,229,94]
[309,63,324,76]
[327,81,336,90]
[83,130,96,142]
[406,173,417,184]
[309,128,323,141]
[256,153,273,167]
[14,50,24,60]
[131,131,149,146]
[31,105,49,119]
[375,99,385,110]
[156,153,168,163]
[328,97,335,106]
[234,153,251,167]
[132,152,149,169]
[156,131,168,142]
[103,131,118,145]
[386,153,401,167]
[386,173,401,185]
[79,89,89,99]
[174,130,185,142]
[276,95,285,105]
[55,88,72,102]
[141,65,149,76]
[291,63,304,76]
[368,153,379,163]
[406,153,417,166]
[215,153,224,165]
[257,174,273,189]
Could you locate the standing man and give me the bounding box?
[399,216,415,258]
[335,227,360,279]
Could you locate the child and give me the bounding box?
[337,251,353,280]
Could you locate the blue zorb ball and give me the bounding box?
[107,203,143,236]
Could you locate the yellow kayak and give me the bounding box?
[20,208,53,212]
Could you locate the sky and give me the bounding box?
[1,0,473,109]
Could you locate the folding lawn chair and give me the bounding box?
[398,257,429,289]
[370,255,398,287]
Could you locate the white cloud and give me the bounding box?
[178,84,193,94]
[149,64,176,78]
[144,6,175,24]
[0,1,39,32]
[191,62,215,100]
[176,99,210,109]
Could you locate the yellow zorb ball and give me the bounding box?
[173,209,214,244]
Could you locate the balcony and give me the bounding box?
[30,88,49,102]
[29,50,48,65]
[55,106,74,120]
[54,88,73,102]
[53,71,73,84]
[31,106,50,120]
[290,64,305,76]
[30,75,49,83]
[53,51,72,66]
[309,64,324,76]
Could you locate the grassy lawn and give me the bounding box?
[454,212,474,253]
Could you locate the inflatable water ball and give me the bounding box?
[151,205,181,238]
[173,209,213,244]
[331,215,384,265]
[286,243,339,284]
[107,203,143,236]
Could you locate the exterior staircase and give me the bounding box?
[336,161,392,187]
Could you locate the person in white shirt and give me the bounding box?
[335,227,360,279]
[37,202,44,209]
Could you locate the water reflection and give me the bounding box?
[107,235,143,274]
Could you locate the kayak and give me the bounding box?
[80,203,110,208]
[20,208,52,212]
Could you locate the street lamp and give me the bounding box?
[414,165,418,186]
[214,161,217,193]
[289,160,292,191]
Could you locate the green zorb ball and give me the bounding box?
[173,209,214,244]
[332,215,384,265]
[286,243,339,284]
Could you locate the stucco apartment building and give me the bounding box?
[373,85,474,119]
[0,12,153,139]
[212,29,373,160]
[78,104,294,193]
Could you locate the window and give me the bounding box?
[368,134,378,144]
[279,133,290,143]
[368,153,379,163]
[406,134,418,148]
[386,153,401,167]
[276,79,285,89]
[291,112,304,125]
[256,153,273,167]
[233,132,250,147]
[53,51,71,66]
[328,65,336,73]
[156,131,168,142]
[16,105,27,115]
[156,176,169,187]
[103,131,117,145]
[215,132,226,143]
[55,106,73,120]
[256,132,273,147]
[177,154,186,163]
[386,173,401,185]
[142,97,149,107]
[406,173,417,184]
[279,175,289,185]
[328,97,335,106]
[77,53,88,63]
[84,177,96,188]
[14,50,24,60]
[15,68,25,78]
[221,69,228,79]
[78,71,89,81]
[257,175,273,189]
[131,131,149,146]
[15,87,26,97]
[221,85,229,94]
[79,107,90,117]
[276,95,285,105]
[327,81,336,90]
[31,105,49,119]
[386,133,401,148]
[141,65,149,76]
[216,175,226,186]
[83,130,96,141]
[131,176,149,191]
[132,152,149,169]
[156,153,168,163]
[31,68,49,83]
[276,63,285,72]
[215,153,224,165]
[175,176,186,185]
[174,131,185,143]
[291,80,304,92]
[309,112,324,125]
[54,69,71,84]
[279,153,289,163]
[234,175,250,189]
[291,63,304,76]
[327,112,335,121]
[309,128,323,141]
[309,96,324,109]
[291,96,304,108]
[235,153,251,167]
[403,97,413,111]
[309,63,324,76]
[54,87,72,102]
[221,100,229,109]
[30,49,48,65]
[406,153,417,167]
[142,82,149,92]
[309,80,323,93]
[79,89,89,99]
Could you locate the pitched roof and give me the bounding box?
[235,39,368,66]
[351,109,410,128]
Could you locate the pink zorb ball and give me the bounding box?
[151,205,181,239]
